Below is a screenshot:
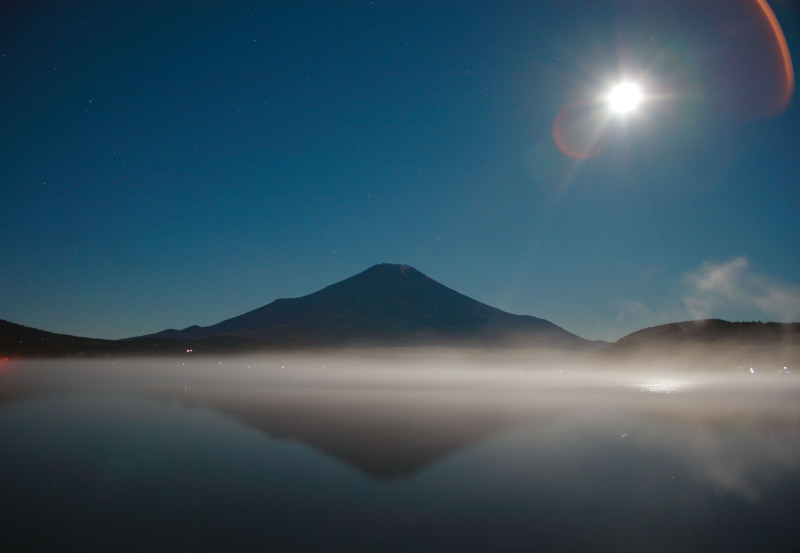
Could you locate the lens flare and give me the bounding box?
[707,0,794,119]
[552,102,610,159]
[752,0,794,113]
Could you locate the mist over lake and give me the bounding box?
[1,356,798,552]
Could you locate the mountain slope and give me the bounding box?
[146,263,593,349]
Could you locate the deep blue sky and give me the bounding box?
[2,1,798,341]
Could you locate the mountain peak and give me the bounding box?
[361,263,418,277]
[141,264,592,349]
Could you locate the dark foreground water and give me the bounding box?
[1,358,799,552]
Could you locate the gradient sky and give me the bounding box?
[2,0,799,341]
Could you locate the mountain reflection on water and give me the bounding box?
[1,357,799,553]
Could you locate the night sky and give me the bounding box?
[2,1,798,341]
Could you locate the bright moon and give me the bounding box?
[607,82,643,114]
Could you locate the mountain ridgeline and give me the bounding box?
[5,263,796,363]
[145,263,592,349]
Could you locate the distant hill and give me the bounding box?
[0,319,267,358]
[601,319,800,370]
[0,319,123,359]
[140,263,597,350]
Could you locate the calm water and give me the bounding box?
[1,358,799,552]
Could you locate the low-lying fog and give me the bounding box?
[2,353,799,552]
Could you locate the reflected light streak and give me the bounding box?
[634,380,694,394]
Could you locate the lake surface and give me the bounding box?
[1,357,799,552]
